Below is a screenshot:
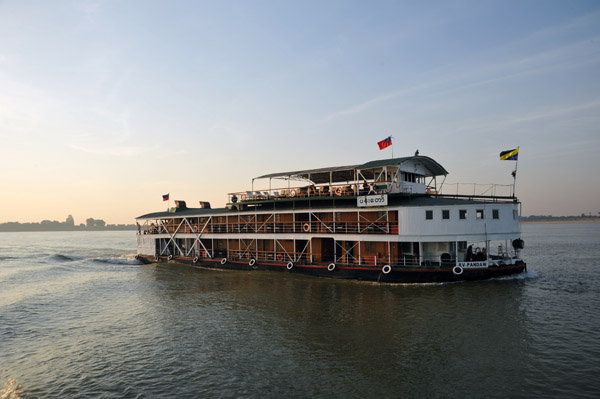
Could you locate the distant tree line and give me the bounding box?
[0,215,136,232]
[522,213,600,222]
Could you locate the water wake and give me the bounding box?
[91,255,142,266]
[496,270,539,281]
[50,254,75,262]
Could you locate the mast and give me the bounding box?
[512,146,520,197]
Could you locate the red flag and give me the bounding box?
[377,136,392,150]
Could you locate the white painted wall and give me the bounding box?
[395,202,520,241]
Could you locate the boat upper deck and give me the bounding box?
[136,193,518,220]
[136,155,517,221]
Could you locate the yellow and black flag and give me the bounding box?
[500,148,519,161]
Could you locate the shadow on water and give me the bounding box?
[136,263,534,398]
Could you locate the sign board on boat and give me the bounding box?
[457,261,489,268]
[357,194,388,207]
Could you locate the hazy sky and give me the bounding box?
[1,0,599,224]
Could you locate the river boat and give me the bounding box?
[135,155,526,283]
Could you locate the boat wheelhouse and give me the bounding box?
[135,155,526,283]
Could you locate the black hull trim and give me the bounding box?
[137,256,526,283]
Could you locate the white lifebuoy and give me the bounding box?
[382,264,392,274]
[286,262,294,270]
[249,258,256,266]
[221,258,227,265]
[168,254,173,261]
[154,256,159,262]
[135,254,139,259]
[302,223,310,232]
[241,194,247,201]
[193,257,199,263]
[290,189,297,198]
[334,186,343,196]
[327,263,336,272]
[453,265,464,275]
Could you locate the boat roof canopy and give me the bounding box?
[253,156,448,184]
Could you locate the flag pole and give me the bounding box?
[512,147,519,197]
[390,136,394,159]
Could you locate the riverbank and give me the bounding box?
[522,218,600,224]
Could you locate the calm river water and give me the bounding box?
[1,223,599,398]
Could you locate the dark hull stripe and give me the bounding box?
[138,256,526,283]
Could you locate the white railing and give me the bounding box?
[439,183,514,197]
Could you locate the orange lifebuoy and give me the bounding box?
[246,252,250,259]
[277,253,284,262]
[302,223,310,232]
[334,186,343,196]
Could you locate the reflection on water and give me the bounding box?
[139,263,533,398]
[0,226,599,398]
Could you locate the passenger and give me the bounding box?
[466,245,473,261]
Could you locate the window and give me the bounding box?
[442,210,450,220]
[426,210,433,220]
[459,210,467,220]
[513,209,518,220]
[493,209,499,219]
[476,209,484,219]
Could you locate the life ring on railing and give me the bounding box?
[290,189,297,198]
[286,261,294,270]
[168,254,173,261]
[382,265,392,274]
[246,252,251,260]
[334,186,343,196]
[277,253,284,262]
[302,223,310,232]
[249,258,256,266]
[193,257,199,263]
[135,254,139,260]
[327,263,336,272]
[221,258,227,265]
[154,256,159,262]
[453,266,464,275]
[241,194,247,201]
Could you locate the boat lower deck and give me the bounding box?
[137,255,526,283]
